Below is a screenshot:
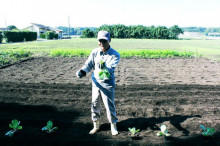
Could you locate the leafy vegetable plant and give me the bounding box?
[156,125,171,137]
[99,69,110,80]
[200,125,215,136]
[5,119,22,137]
[128,127,140,136]
[98,60,110,80]
[42,121,58,133]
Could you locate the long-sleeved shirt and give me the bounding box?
[81,46,120,90]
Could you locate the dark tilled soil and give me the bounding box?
[0,57,219,146]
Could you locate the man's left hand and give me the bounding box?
[76,69,86,78]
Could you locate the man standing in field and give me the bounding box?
[76,31,120,136]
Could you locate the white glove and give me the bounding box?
[76,70,86,78]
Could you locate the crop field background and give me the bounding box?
[0,38,220,60]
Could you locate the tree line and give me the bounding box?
[57,25,220,38]
[81,24,184,39]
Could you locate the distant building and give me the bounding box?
[182,32,203,36]
[0,28,7,32]
[22,23,63,39]
[207,32,220,37]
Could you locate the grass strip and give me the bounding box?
[50,49,195,58]
[50,49,92,57]
[0,49,196,66]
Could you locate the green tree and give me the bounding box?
[46,31,55,40]
[0,31,3,43]
[149,25,157,39]
[97,25,114,38]
[155,26,169,39]
[169,25,183,39]
[7,25,17,30]
[81,29,95,38]
[112,24,126,38]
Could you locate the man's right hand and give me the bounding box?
[76,70,86,78]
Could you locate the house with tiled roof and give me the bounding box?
[22,23,63,39]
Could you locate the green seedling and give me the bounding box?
[128,127,140,137]
[100,60,104,68]
[42,121,58,133]
[98,60,105,69]
[200,125,215,136]
[5,119,22,137]
[99,69,110,80]
[157,125,171,137]
[98,60,110,80]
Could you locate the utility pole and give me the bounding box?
[68,16,70,37]
[4,15,7,29]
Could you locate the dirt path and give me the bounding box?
[0,57,219,145]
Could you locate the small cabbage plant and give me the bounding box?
[5,119,22,137]
[200,125,215,136]
[42,121,58,133]
[98,60,110,80]
[128,127,140,136]
[99,69,110,80]
[157,125,171,137]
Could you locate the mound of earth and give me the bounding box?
[0,57,219,146]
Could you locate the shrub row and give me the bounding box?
[45,31,58,40]
[0,31,3,43]
[40,34,46,39]
[3,31,37,42]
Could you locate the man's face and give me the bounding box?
[98,39,111,52]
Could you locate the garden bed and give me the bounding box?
[0,57,219,145]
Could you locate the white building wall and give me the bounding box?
[32,25,40,37]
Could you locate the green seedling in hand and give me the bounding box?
[128,127,140,136]
[42,121,58,133]
[157,125,171,137]
[200,125,215,136]
[100,60,105,69]
[98,60,110,80]
[99,69,110,80]
[5,119,22,137]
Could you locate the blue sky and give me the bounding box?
[0,0,220,29]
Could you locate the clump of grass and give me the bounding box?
[50,49,91,57]
[0,50,31,66]
[50,49,195,58]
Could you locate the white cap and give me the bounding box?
[97,31,110,41]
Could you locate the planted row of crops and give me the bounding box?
[0,50,31,66]
[5,119,215,141]
[5,119,58,137]
[50,49,195,58]
[0,49,195,66]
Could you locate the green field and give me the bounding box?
[0,38,220,60]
